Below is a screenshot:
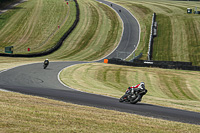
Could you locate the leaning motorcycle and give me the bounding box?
[119,87,147,104]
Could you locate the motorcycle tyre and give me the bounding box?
[130,95,142,104]
[43,64,47,69]
[119,94,129,102]
[119,98,124,102]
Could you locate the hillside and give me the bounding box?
[0,0,76,54]
[1,91,200,132]
[110,0,200,66]
[0,0,122,61]
[0,0,200,131]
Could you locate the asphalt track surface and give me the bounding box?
[0,0,200,125]
[0,0,27,15]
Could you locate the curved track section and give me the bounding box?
[97,0,140,60]
[0,0,200,125]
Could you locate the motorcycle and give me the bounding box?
[119,87,147,104]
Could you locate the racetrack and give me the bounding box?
[1,62,200,125]
[96,0,140,60]
[0,0,200,125]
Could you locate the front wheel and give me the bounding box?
[119,94,129,102]
[130,95,142,104]
[119,98,124,102]
[43,64,47,69]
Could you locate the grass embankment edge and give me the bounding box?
[1,91,200,132]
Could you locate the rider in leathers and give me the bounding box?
[44,59,49,66]
[121,82,147,102]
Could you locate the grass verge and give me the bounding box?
[0,0,75,54]
[1,91,200,132]
[44,0,122,61]
[153,14,173,61]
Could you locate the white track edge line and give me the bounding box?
[94,0,124,62]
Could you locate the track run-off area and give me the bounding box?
[0,0,200,126]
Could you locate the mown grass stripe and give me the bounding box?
[83,3,121,60]
[173,76,193,100]
[160,75,179,99]
[1,91,200,132]
[187,77,200,100]
[141,2,173,14]
[16,0,43,49]
[153,14,173,61]
[0,0,74,54]
[111,0,200,66]
[184,18,200,66]
[44,0,121,61]
[57,3,99,59]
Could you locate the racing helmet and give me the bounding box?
[140,82,145,89]
[140,82,145,85]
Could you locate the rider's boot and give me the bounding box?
[138,95,144,102]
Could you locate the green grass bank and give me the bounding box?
[0,0,122,61]
[0,0,76,54]
[1,91,200,132]
[110,0,200,66]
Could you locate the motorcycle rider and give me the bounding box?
[121,82,147,102]
[44,59,49,67]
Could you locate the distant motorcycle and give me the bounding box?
[43,59,49,69]
[119,86,147,104]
